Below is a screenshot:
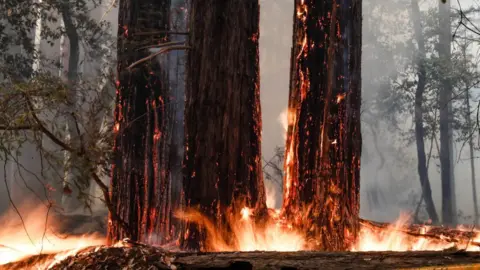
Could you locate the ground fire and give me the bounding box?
[2,205,480,268]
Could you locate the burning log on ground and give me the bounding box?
[5,244,480,270]
[357,218,480,251]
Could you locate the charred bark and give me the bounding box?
[283,0,362,251]
[411,0,439,224]
[182,0,266,251]
[107,0,174,245]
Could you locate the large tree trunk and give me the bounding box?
[283,0,362,251]
[411,0,439,224]
[182,0,266,251]
[107,0,173,245]
[438,0,456,226]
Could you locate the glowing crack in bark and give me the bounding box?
[282,0,362,251]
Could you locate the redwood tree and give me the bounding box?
[182,0,266,251]
[108,0,175,245]
[283,0,362,251]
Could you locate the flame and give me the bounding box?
[178,202,480,254]
[4,202,480,268]
[278,108,295,140]
[353,214,480,252]
[177,206,305,252]
[0,202,105,267]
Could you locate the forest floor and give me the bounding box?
[4,244,480,270]
[4,215,480,269]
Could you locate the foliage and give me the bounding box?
[0,0,116,212]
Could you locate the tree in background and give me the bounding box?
[370,0,480,225]
[438,0,456,226]
[411,0,439,224]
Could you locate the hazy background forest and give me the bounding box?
[1,0,480,228]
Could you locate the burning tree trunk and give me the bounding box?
[108,0,174,245]
[182,0,266,251]
[283,0,362,251]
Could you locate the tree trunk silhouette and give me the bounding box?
[438,0,456,226]
[460,43,479,225]
[182,0,266,251]
[411,0,439,224]
[108,0,174,245]
[283,0,362,251]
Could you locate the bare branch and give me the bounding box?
[3,159,35,247]
[90,171,131,236]
[137,40,185,51]
[127,45,190,70]
[24,94,76,153]
[132,30,189,36]
[0,125,35,130]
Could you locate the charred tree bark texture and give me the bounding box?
[283,0,362,251]
[182,0,266,251]
[411,0,439,224]
[108,0,174,245]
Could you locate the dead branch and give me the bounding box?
[23,93,132,237]
[90,171,131,237]
[24,95,76,153]
[137,40,185,51]
[132,30,189,36]
[2,159,35,247]
[127,45,190,70]
[0,125,35,130]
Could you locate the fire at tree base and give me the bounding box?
[4,213,480,269]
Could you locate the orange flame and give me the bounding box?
[354,214,480,252]
[176,206,305,252]
[0,202,105,266]
[4,201,480,268]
